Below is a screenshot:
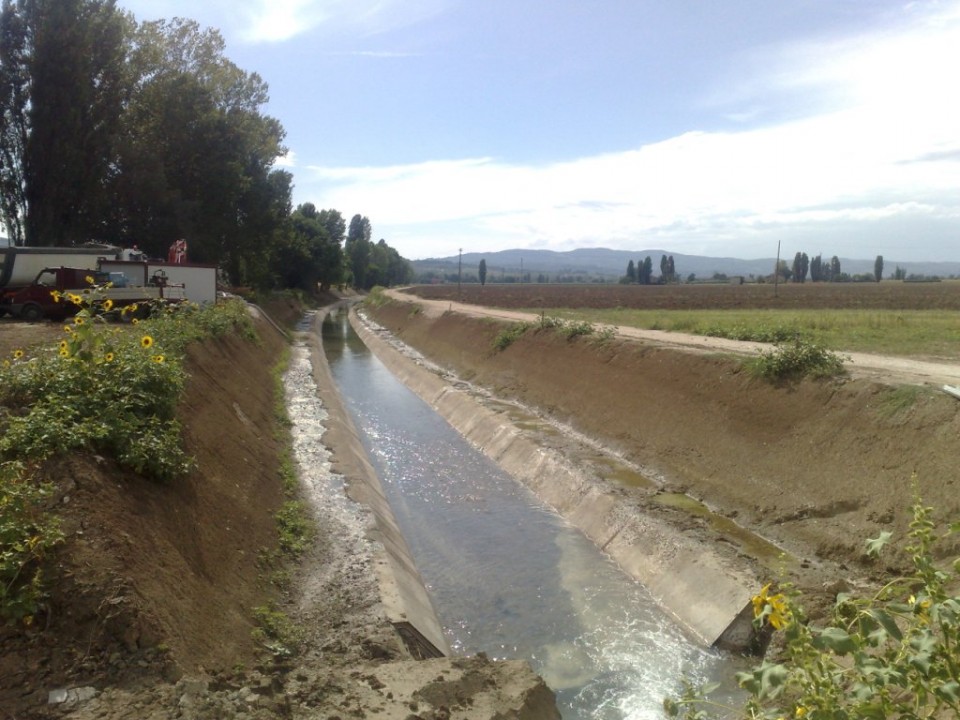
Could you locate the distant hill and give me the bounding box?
[412,248,960,281]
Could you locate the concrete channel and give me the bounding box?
[342,305,762,653]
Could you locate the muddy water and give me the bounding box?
[321,308,741,719]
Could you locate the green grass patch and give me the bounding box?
[877,385,927,418]
[522,307,960,358]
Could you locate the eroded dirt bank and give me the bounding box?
[0,301,558,720]
[366,298,960,617]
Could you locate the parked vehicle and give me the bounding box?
[2,266,184,321]
[0,245,119,314]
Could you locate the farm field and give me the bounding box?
[403,283,960,358]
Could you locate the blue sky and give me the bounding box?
[118,1,960,261]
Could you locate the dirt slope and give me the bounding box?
[0,300,559,720]
[367,298,960,615]
[0,313,290,715]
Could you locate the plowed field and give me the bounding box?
[405,281,960,311]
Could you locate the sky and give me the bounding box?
[116,0,960,262]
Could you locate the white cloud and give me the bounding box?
[295,2,960,260]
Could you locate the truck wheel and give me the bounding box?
[20,303,44,322]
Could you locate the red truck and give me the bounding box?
[2,266,183,321]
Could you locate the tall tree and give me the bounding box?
[0,0,130,245]
[479,259,487,286]
[625,259,636,283]
[345,214,372,288]
[874,255,884,283]
[640,256,653,285]
[830,255,841,281]
[0,1,29,244]
[810,254,823,282]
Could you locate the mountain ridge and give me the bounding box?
[412,247,960,280]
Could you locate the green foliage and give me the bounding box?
[252,602,302,658]
[0,294,255,481]
[364,286,390,309]
[667,486,960,720]
[747,338,847,381]
[275,500,313,558]
[0,462,63,624]
[704,324,800,343]
[877,386,926,418]
[493,321,531,351]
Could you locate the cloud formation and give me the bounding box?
[298,2,960,259]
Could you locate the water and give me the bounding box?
[321,308,740,719]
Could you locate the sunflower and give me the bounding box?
[102,299,114,311]
[73,316,85,326]
[140,335,154,349]
[152,354,165,364]
[13,348,24,359]
[104,352,115,363]
[50,290,62,303]
[85,275,94,285]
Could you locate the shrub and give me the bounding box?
[492,321,531,351]
[666,487,960,719]
[747,338,847,381]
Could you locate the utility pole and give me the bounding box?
[458,248,462,301]
[774,239,781,298]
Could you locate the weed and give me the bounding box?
[667,487,960,720]
[0,462,63,624]
[558,320,597,340]
[747,338,847,381]
[275,500,313,558]
[877,385,925,418]
[492,322,530,351]
[252,603,302,657]
[364,286,390,309]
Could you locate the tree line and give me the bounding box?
[620,254,677,284]
[0,0,412,291]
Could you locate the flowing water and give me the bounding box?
[319,308,741,719]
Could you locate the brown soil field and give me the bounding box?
[407,280,960,310]
[367,294,960,626]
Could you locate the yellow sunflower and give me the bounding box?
[140,335,154,349]
[152,354,165,364]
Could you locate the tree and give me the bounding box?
[0,1,29,245]
[0,0,130,245]
[640,256,653,285]
[667,255,675,282]
[479,259,487,286]
[830,255,842,281]
[809,254,823,282]
[894,265,907,280]
[874,255,884,283]
[625,259,636,283]
[345,214,372,288]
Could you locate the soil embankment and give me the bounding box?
[366,296,960,617]
[0,300,559,719]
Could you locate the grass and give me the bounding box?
[521,308,960,358]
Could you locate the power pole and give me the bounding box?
[774,240,781,298]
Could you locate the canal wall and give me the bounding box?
[349,308,759,651]
[305,308,450,659]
